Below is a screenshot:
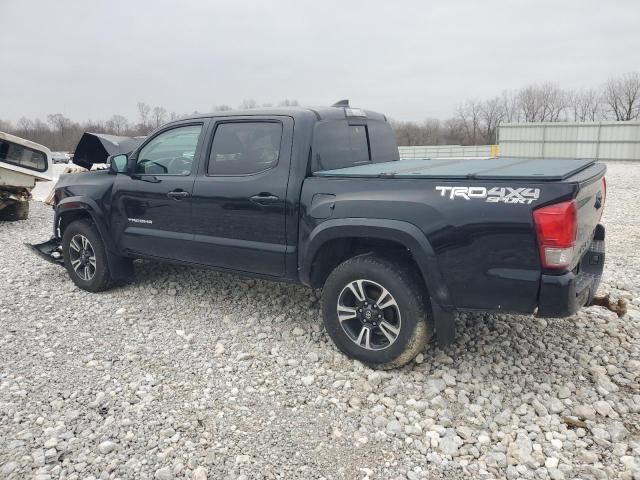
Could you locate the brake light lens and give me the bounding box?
[602,177,607,207]
[533,200,577,269]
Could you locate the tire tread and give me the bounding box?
[322,253,433,370]
[62,219,114,292]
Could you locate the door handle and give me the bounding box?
[250,194,279,205]
[167,190,190,201]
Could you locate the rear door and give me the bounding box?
[110,121,207,261]
[189,116,294,276]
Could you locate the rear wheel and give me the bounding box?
[62,219,113,292]
[321,254,432,369]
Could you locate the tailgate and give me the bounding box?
[572,163,607,263]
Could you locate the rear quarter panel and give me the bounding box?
[301,176,580,313]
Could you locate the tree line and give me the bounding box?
[1,73,639,151]
[393,72,640,146]
[0,99,300,152]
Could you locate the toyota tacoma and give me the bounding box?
[32,102,606,369]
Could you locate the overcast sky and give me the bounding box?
[1,0,638,123]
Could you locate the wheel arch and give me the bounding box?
[56,197,114,247]
[302,219,452,307]
[302,218,457,347]
[55,197,133,281]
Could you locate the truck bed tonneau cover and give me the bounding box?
[314,157,595,181]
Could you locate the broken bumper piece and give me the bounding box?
[28,238,64,266]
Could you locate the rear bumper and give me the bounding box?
[537,224,605,318]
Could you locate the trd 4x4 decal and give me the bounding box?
[435,186,540,204]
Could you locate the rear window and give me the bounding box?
[312,119,398,172]
[0,139,48,172]
[368,120,400,164]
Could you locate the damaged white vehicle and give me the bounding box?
[0,132,53,221]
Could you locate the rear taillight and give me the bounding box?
[602,177,607,207]
[533,200,577,269]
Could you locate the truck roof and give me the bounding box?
[175,106,388,123]
[314,157,597,182]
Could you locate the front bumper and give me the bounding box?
[28,237,64,266]
[537,224,605,318]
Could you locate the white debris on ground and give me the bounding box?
[31,163,68,203]
[0,164,639,480]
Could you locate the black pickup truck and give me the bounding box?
[34,102,606,369]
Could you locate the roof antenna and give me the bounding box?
[331,99,349,107]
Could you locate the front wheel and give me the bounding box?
[321,254,432,369]
[62,219,113,292]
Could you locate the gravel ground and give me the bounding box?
[1,163,639,480]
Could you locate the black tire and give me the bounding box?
[0,201,29,221]
[62,219,113,292]
[321,254,433,369]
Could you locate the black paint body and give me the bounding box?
[50,106,607,338]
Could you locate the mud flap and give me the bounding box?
[28,238,64,266]
[431,299,456,347]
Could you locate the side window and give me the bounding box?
[0,139,48,172]
[208,122,282,175]
[136,125,202,175]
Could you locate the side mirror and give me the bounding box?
[109,154,128,174]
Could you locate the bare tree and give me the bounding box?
[517,83,568,122]
[479,97,505,143]
[278,99,299,107]
[604,72,640,121]
[151,106,167,128]
[540,84,568,121]
[458,100,483,144]
[390,119,420,146]
[442,117,465,145]
[240,99,257,109]
[47,113,73,142]
[518,86,542,122]
[105,115,129,135]
[500,90,520,123]
[569,89,603,121]
[17,117,34,132]
[212,104,232,112]
[422,118,443,145]
[137,102,151,128]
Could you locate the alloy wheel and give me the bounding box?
[336,279,402,350]
[68,234,97,281]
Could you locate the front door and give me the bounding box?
[110,122,206,261]
[190,116,293,276]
